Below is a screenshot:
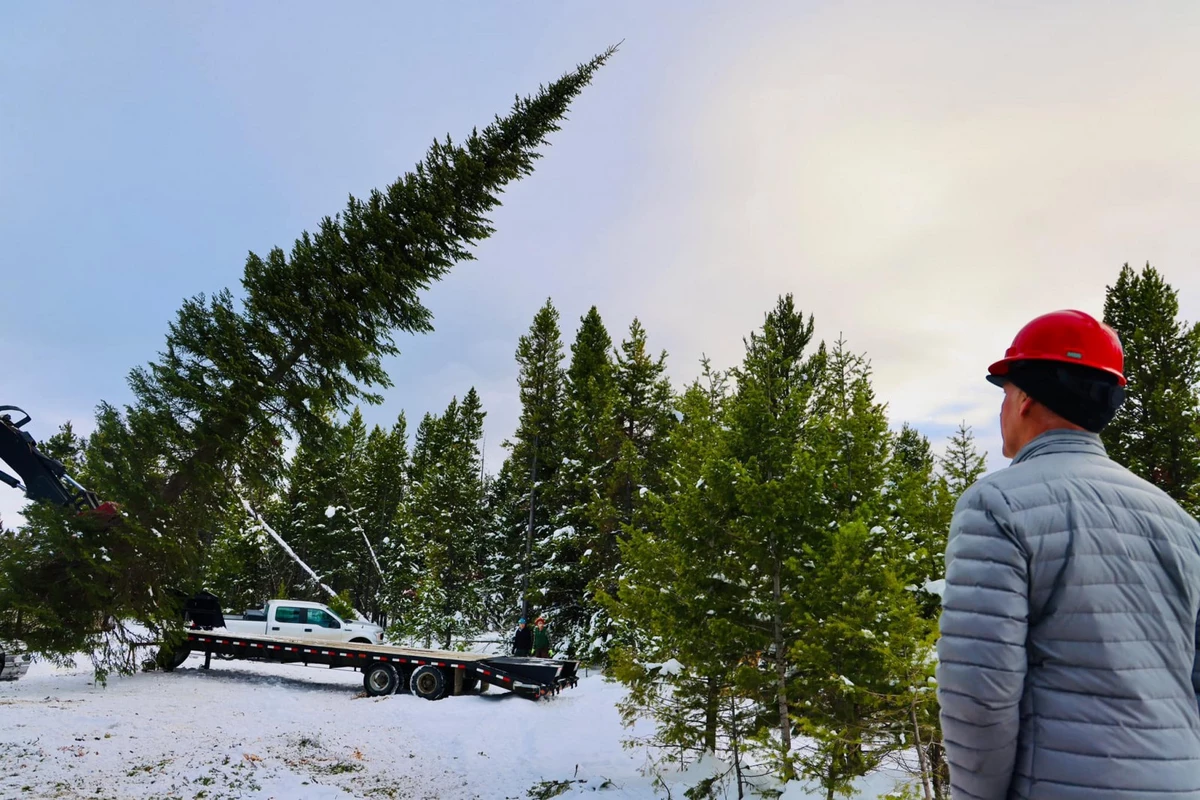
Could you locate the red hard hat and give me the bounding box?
[988,309,1126,386]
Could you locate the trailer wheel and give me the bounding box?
[363,662,400,696]
[410,665,446,700]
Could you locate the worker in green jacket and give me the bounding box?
[532,616,551,658]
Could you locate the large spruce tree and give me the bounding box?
[1102,262,1200,513]
[0,48,615,675]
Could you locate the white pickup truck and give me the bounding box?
[221,600,385,645]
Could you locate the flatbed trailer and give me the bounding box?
[168,629,580,701]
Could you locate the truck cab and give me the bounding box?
[225,600,384,644]
[267,602,350,641]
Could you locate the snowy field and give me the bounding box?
[1,652,910,799]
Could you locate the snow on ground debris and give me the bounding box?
[1,652,908,799]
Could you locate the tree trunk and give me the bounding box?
[929,741,948,800]
[911,702,934,800]
[520,433,539,619]
[704,675,720,753]
[773,555,793,777]
[729,693,745,800]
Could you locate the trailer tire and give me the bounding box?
[363,662,400,696]
[410,665,446,700]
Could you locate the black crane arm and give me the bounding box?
[0,405,105,513]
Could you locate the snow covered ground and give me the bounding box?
[0,652,910,799]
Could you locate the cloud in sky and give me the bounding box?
[591,0,1200,468]
[2,1,1199,527]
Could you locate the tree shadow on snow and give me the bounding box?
[170,663,361,696]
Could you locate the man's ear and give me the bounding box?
[1018,391,1038,417]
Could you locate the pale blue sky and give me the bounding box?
[4,2,1199,525]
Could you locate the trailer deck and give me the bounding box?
[174,629,579,701]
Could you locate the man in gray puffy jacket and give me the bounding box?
[937,309,1200,800]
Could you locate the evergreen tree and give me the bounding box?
[584,318,676,661]
[479,465,526,632]
[502,299,567,619]
[534,306,620,656]
[203,491,294,614]
[0,417,188,680]
[601,302,973,796]
[604,359,750,766]
[781,335,917,795]
[812,336,891,519]
[1102,262,1200,513]
[885,424,952,612]
[389,389,488,648]
[721,294,827,779]
[941,421,987,498]
[349,413,409,625]
[611,318,676,527]
[381,412,441,632]
[279,408,368,601]
[890,420,986,799]
[789,519,933,800]
[0,49,614,675]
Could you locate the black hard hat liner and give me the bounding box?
[1002,360,1125,433]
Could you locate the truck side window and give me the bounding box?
[275,606,305,624]
[307,609,340,628]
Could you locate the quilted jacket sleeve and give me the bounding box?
[1193,611,1200,712]
[936,482,1029,800]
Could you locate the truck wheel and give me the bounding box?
[349,637,373,644]
[409,665,446,700]
[363,662,400,696]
